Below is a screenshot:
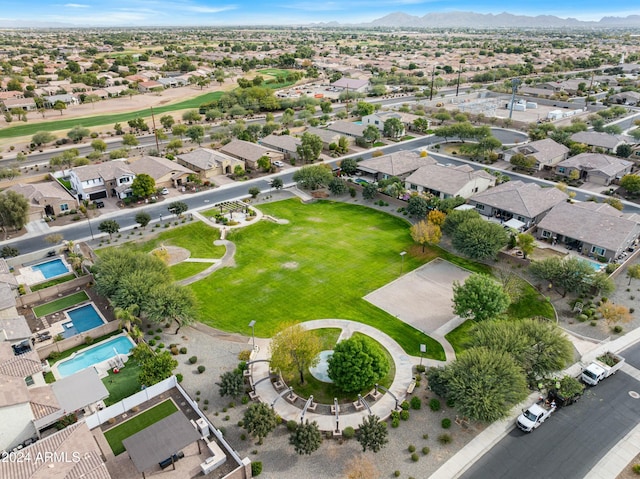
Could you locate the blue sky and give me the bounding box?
[1,0,638,26]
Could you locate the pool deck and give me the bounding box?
[15,256,72,286]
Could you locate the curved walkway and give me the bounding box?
[248,319,436,432]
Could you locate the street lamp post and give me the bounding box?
[399,251,407,275]
[419,344,426,367]
[248,320,256,351]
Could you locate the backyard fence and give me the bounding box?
[36,321,120,360]
[17,275,93,307]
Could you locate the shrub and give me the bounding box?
[343,426,355,438]
[429,398,441,411]
[241,396,249,405]
[408,444,416,453]
[422,446,430,455]
[422,433,429,440]
[416,364,426,373]
[154,335,161,340]
[446,398,455,408]
[632,464,640,474]
[401,400,410,411]
[441,418,452,429]
[240,433,246,440]
[156,328,162,333]
[170,346,179,355]
[197,365,206,373]
[180,347,187,354]
[84,336,94,345]
[391,418,400,428]
[400,410,410,421]
[48,351,61,361]
[411,453,419,462]
[286,420,298,432]
[238,350,251,361]
[148,339,156,346]
[613,325,623,333]
[157,343,165,349]
[189,356,198,364]
[410,396,422,410]
[394,472,400,477]
[176,373,183,383]
[438,433,452,444]
[251,461,263,476]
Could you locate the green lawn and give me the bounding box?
[170,262,211,281]
[113,221,224,259]
[288,330,395,403]
[189,199,445,360]
[0,92,223,139]
[104,399,178,456]
[257,68,291,77]
[33,291,89,318]
[445,320,476,355]
[31,273,76,291]
[102,358,142,406]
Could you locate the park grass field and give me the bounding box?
[0,91,224,139]
[104,399,178,455]
[33,291,89,318]
[189,199,445,359]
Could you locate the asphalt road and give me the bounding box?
[460,341,640,479]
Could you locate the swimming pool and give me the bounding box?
[32,258,69,279]
[62,303,106,338]
[57,335,135,378]
[581,259,605,272]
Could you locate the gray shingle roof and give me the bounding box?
[260,134,301,152]
[220,139,279,162]
[405,164,494,197]
[537,201,640,251]
[557,153,632,177]
[358,151,434,177]
[570,131,625,150]
[326,120,366,137]
[507,138,569,166]
[177,148,239,170]
[129,155,194,181]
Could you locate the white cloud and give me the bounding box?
[63,3,90,7]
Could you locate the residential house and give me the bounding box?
[361,111,424,136]
[128,155,194,188]
[219,139,284,170]
[138,80,163,93]
[1,97,36,111]
[43,93,79,108]
[555,153,633,186]
[176,148,244,180]
[405,164,495,199]
[609,91,640,106]
[330,77,369,93]
[305,127,343,149]
[259,134,301,161]
[569,131,626,154]
[357,151,435,181]
[5,182,79,221]
[469,180,568,227]
[536,201,640,261]
[326,120,366,141]
[69,160,136,200]
[503,138,570,171]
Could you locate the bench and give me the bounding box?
[406,380,416,395]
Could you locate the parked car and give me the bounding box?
[161,187,169,195]
[93,200,105,208]
[273,161,285,168]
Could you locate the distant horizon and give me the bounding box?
[1,1,639,28]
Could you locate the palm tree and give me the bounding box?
[129,325,143,344]
[115,304,141,333]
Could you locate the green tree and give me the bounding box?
[217,370,244,398]
[167,201,188,217]
[182,109,202,123]
[172,124,187,138]
[122,133,139,148]
[441,208,481,236]
[406,195,430,217]
[160,115,175,129]
[113,123,124,135]
[271,177,284,190]
[340,157,359,176]
[355,415,388,453]
[115,304,140,333]
[146,283,196,335]
[186,125,205,145]
[604,197,623,211]
[292,164,333,190]
[470,319,573,383]
[328,336,389,394]
[529,256,596,297]
[0,191,29,233]
[98,219,120,239]
[67,125,90,143]
[248,186,260,199]
[362,125,381,145]
[627,264,640,285]
[453,273,510,322]
[517,233,535,259]
[32,131,56,146]
[257,155,271,171]
[355,101,375,117]
[289,420,322,455]
[132,343,178,386]
[328,178,347,196]
[243,402,278,445]
[91,139,107,153]
[433,111,451,124]
[270,323,321,385]
[362,182,378,200]
[451,218,509,260]
[296,132,323,163]
[383,117,403,138]
[510,153,537,172]
[616,144,632,158]
[428,347,528,422]
[410,220,441,252]
[53,100,66,115]
[135,211,151,229]
[166,139,183,154]
[620,174,640,194]
[131,173,156,198]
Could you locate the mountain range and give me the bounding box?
[363,11,640,28]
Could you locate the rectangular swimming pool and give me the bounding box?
[57,335,135,378]
[32,258,69,279]
[62,303,106,338]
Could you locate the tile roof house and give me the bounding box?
[219,139,284,170]
[326,120,366,139]
[128,155,194,188]
[405,164,496,199]
[1,97,36,111]
[176,148,244,180]
[330,77,369,92]
[555,153,633,186]
[469,180,568,227]
[259,134,301,161]
[569,131,626,154]
[362,111,424,136]
[504,138,570,171]
[69,160,136,201]
[5,182,79,221]
[305,127,343,149]
[357,151,435,181]
[536,201,640,261]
